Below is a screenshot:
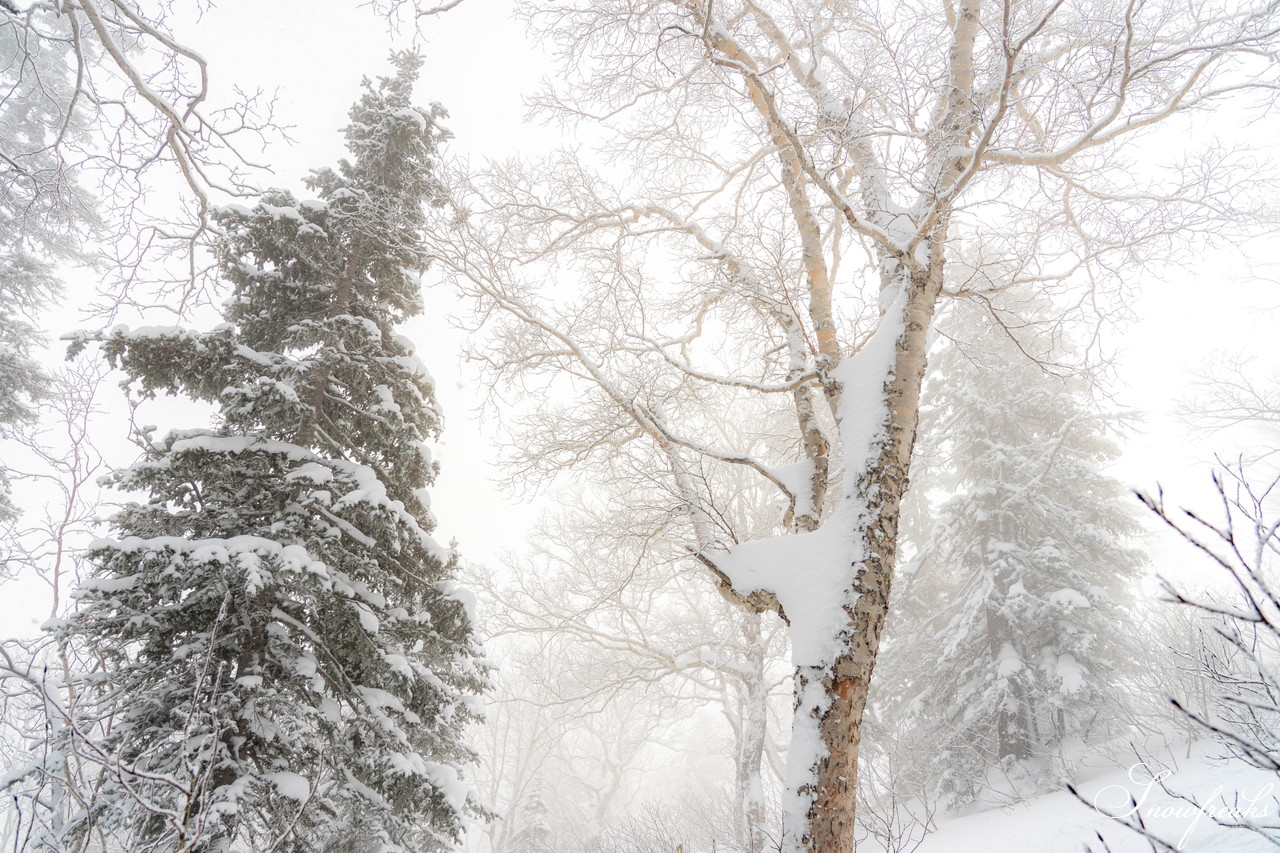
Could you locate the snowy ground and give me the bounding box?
[864,743,1279,853]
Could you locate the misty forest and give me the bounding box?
[2,1,1280,852]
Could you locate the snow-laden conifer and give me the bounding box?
[505,782,556,853]
[879,293,1144,812]
[57,53,485,853]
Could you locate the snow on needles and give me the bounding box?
[264,772,310,802]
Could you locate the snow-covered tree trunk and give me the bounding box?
[720,262,941,853]
[733,615,771,853]
[433,0,1280,849]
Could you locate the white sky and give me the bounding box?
[147,0,1280,536]
[6,0,1279,630]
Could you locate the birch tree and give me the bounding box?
[431,1,1280,850]
[482,499,789,853]
[0,0,274,313]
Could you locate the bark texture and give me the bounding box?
[799,265,942,853]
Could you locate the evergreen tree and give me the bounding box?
[505,782,556,853]
[879,293,1144,812]
[57,54,485,853]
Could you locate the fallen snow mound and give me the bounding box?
[865,742,1278,853]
